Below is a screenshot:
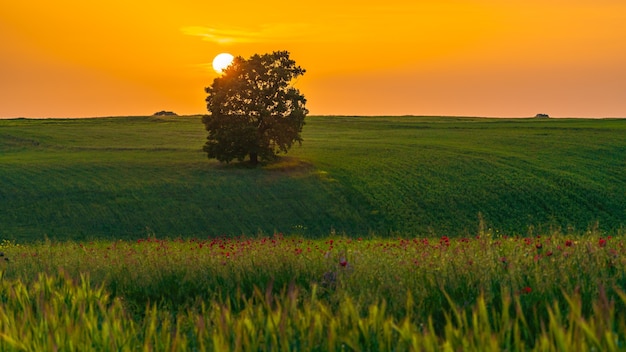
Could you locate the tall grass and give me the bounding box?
[0,260,625,350]
[1,231,625,349]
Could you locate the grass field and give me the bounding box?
[1,232,625,350]
[2,115,626,350]
[1,115,625,241]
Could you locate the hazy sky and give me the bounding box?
[2,1,625,118]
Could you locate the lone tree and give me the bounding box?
[202,51,308,165]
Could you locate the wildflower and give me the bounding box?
[546,251,553,257]
[522,286,532,294]
[535,243,543,250]
[565,240,573,247]
[339,258,348,267]
[599,238,607,247]
[440,236,450,247]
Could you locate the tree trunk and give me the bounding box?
[249,152,258,166]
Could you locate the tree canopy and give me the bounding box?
[202,51,308,165]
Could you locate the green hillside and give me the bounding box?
[1,116,625,241]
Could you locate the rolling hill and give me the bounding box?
[1,115,624,241]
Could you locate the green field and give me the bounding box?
[1,116,625,241]
[1,233,625,350]
[2,116,626,350]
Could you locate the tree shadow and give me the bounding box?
[262,156,314,173]
[210,156,313,174]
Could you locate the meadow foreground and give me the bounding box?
[1,231,625,350]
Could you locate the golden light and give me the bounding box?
[212,53,234,74]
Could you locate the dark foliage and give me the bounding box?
[202,51,308,165]
[154,111,177,116]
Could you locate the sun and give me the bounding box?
[212,53,234,74]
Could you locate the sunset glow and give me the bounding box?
[212,53,234,74]
[1,1,625,118]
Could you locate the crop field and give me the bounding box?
[1,115,626,349]
[1,232,626,350]
[1,116,625,241]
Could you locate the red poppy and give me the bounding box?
[599,238,607,247]
[339,258,348,267]
[440,236,450,246]
[565,240,573,247]
[522,286,532,294]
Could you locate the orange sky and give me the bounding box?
[1,0,625,118]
